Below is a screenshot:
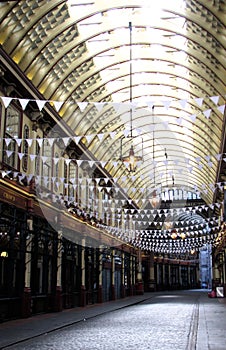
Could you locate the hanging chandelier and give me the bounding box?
[120,22,143,173]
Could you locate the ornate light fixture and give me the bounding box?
[120,22,143,173]
[171,228,178,240]
[180,232,187,240]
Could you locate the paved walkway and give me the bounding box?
[0,290,225,349]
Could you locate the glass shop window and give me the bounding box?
[3,104,21,169]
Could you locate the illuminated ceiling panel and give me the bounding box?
[0,0,225,207]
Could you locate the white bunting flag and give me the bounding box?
[77,102,88,112]
[194,97,203,107]
[74,136,81,144]
[19,99,30,110]
[179,99,187,109]
[4,138,12,147]
[203,109,211,119]
[36,100,46,111]
[27,139,33,147]
[63,137,70,146]
[6,150,13,157]
[53,101,64,112]
[18,152,24,160]
[218,105,225,114]
[210,95,219,105]
[37,138,43,147]
[30,154,36,161]
[15,138,22,147]
[162,100,171,110]
[1,97,12,108]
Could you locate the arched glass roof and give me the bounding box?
[0,0,225,212]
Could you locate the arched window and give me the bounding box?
[3,104,21,169]
[53,152,59,192]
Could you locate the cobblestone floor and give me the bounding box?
[3,293,199,350]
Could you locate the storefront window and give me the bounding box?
[3,104,21,169]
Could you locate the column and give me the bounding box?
[149,252,156,291]
[162,263,165,290]
[80,238,86,306]
[129,255,133,295]
[156,263,159,290]
[22,233,32,318]
[213,260,220,287]
[188,265,191,288]
[168,264,171,289]
[223,249,226,295]
[111,248,116,300]
[54,230,63,312]
[179,265,182,289]
[98,245,103,303]
[121,252,126,298]
[136,249,144,295]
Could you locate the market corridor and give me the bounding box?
[0,290,225,350]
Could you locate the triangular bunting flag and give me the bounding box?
[210,95,219,105]
[19,99,30,110]
[27,139,33,147]
[77,102,88,112]
[4,138,12,147]
[74,136,81,144]
[29,154,36,161]
[37,138,43,147]
[1,97,12,108]
[18,152,24,160]
[62,137,70,146]
[109,132,116,139]
[162,100,171,110]
[97,133,104,141]
[85,135,93,143]
[52,101,64,112]
[179,99,187,109]
[6,150,13,157]
[218,105,225,114]
[47,138,54,147]
[36,100,46,111]
[94,102,104,112]
[53,157,59,165]
[15,138,22,147]
[194,97,203,107]
[41,156,48,163]
[203,109,211,118]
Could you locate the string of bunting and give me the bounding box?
[0,95,225,114]
[2,144,226,172]
[1,166,225,202]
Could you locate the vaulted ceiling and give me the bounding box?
[0,0,225,208]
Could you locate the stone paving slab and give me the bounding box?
[0,293,155,349]
[0,290,226,350]
[196,293,226,350]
